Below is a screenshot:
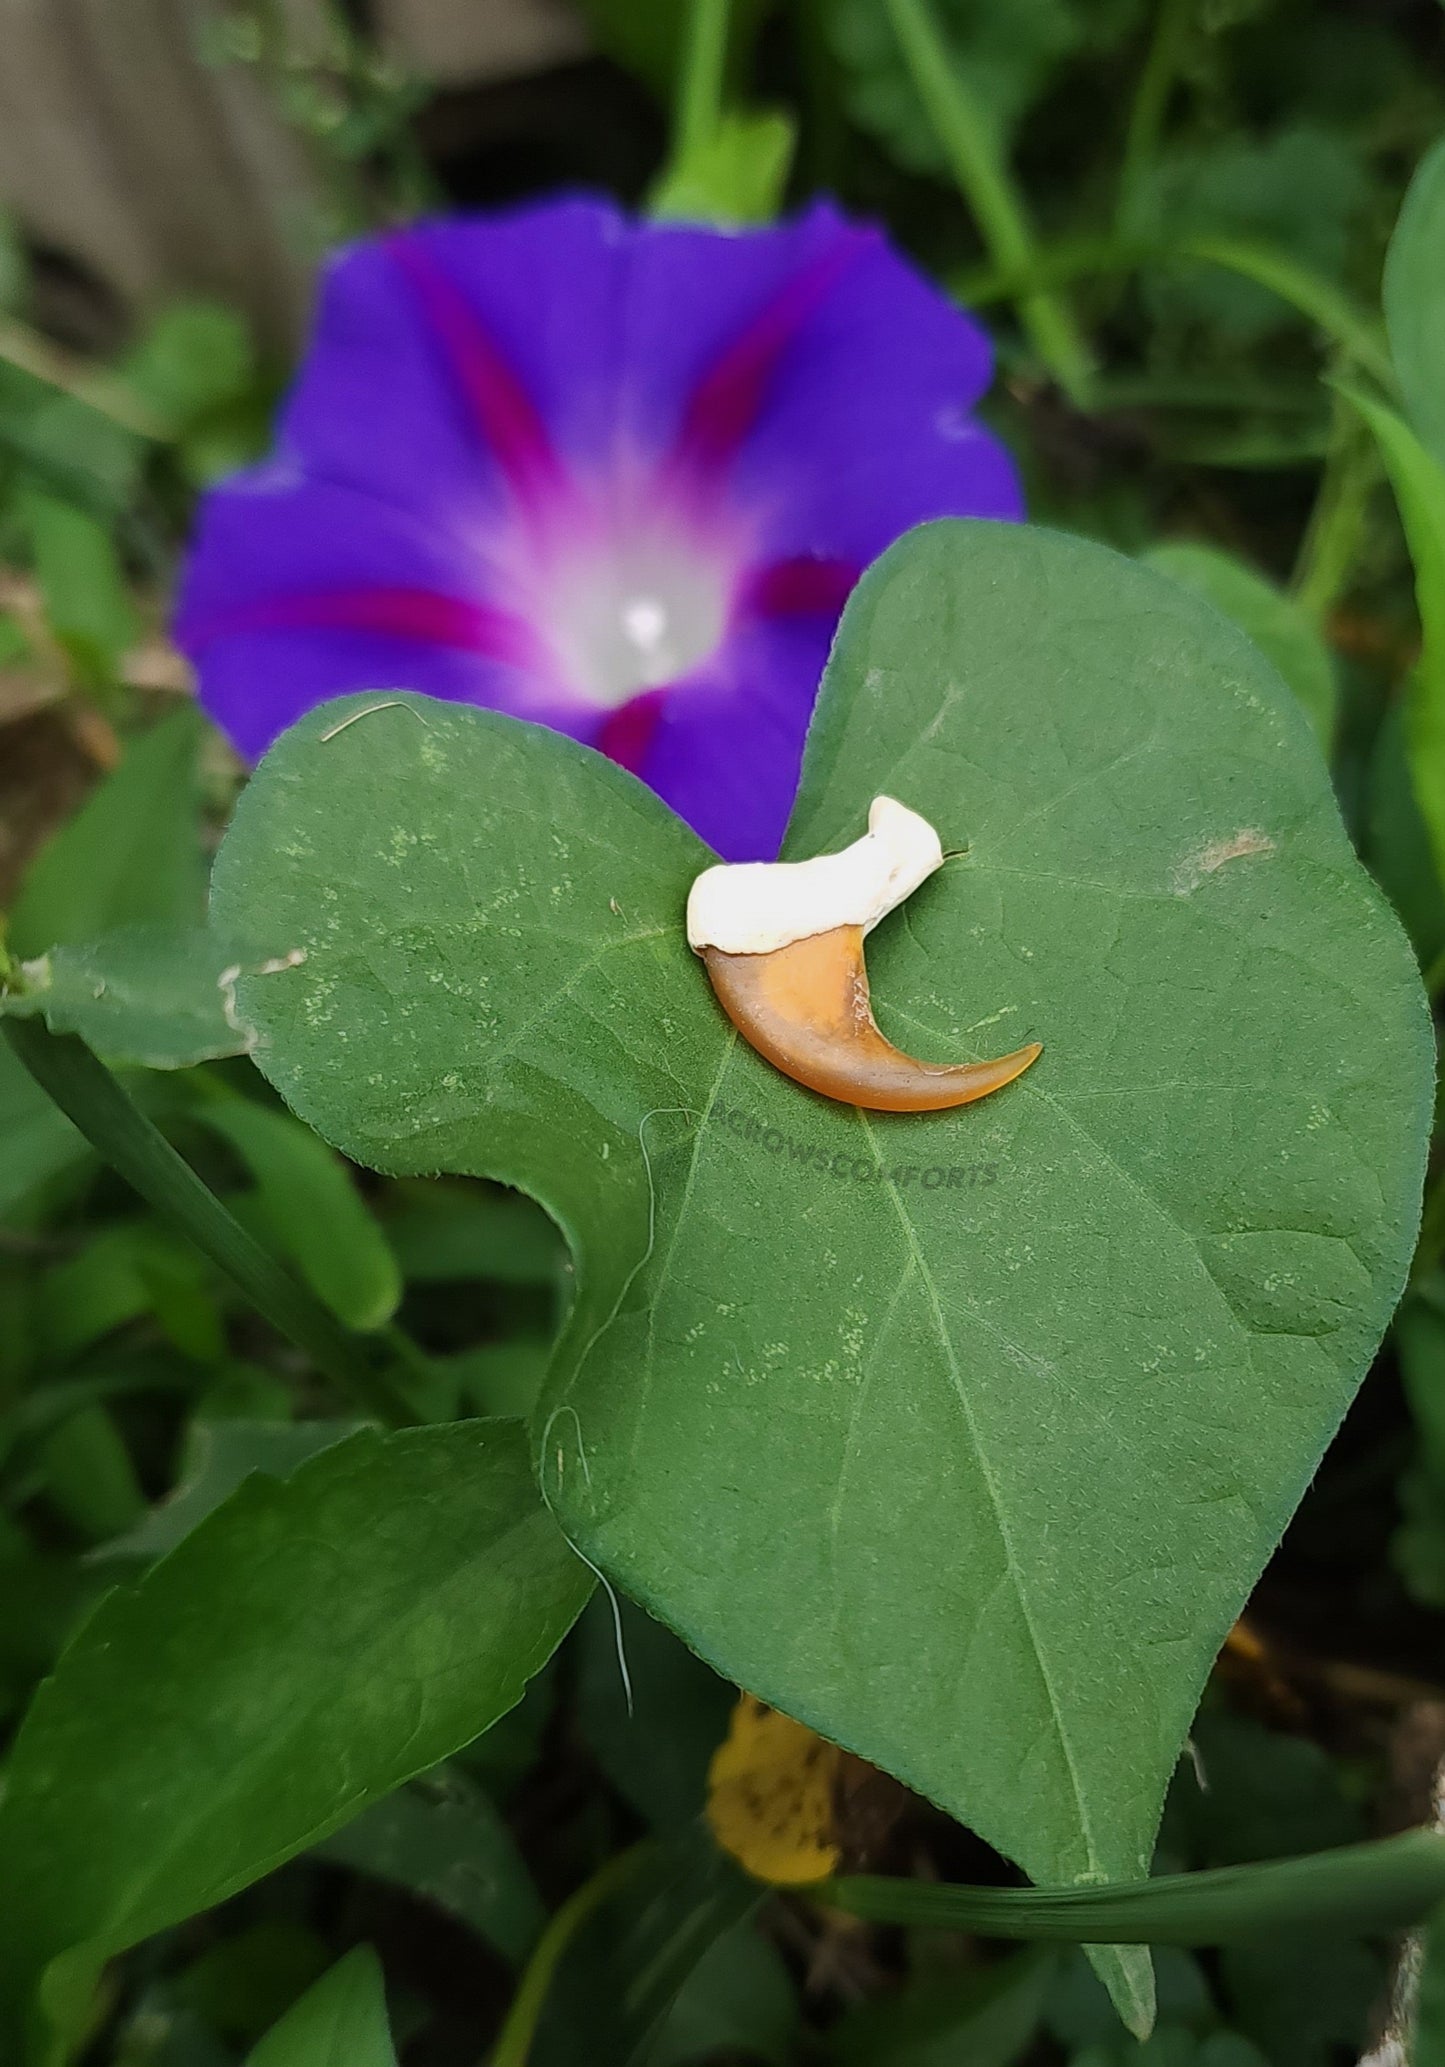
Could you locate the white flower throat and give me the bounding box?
[540,524,731,708]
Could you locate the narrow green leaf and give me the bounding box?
[244,1946,395,2067]
[2,1020,415,1425]
[1145,543,1336,745]
[211,524,1430,2037]
[1384,135,1445,471]
[7,705,206,958]
[823,1827,1445,1942]
[0,1421,592,2064]
[195,1099,402,1331]
[18,492,138,686]
[1339,385,1445,900]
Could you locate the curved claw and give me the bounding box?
[702,925,1042,1114]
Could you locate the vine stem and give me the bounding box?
[955,236,1393,390]
[2,1018,421,1427]
[884,0,1094,407]
[491,1848,646,2067]
[675,0,731,161]
[1114,0,1192,233]
[822,1827,1445,1944]
[1291,389,1381,626]
[0,317,165,439]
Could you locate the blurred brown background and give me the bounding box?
[0,0,589,345]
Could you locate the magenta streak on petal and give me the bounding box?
[180,586,544,672]
[742,556,860,618]
[386,234,566,511]
[597,688,667,775]
[666,234,874,477]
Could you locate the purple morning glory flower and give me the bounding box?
[177,197,1020,861]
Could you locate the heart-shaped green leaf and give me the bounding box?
[211,522,1429,2012]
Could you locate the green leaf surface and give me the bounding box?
[1048,1949,1215,2052]
[7,704,206,958]
[0,1421,591,2064]
[244,1946,395,2067]
[315,1765,544,1965]
[211,522,1430,2030]
[830,1945,1053,2067]
[653,1921,798,2066]
[1071,2030,1268,2067]
[1144,543,1336,744]
[194,1097,401,1330]
[1384,134,1445,471]
[528,1826,759,2067]
[1,925,285,1069]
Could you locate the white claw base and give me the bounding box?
[686,796,945,958]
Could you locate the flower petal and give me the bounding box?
[176,475,554,756]
[638,610,841,863]
[179,196,1025,861]
[269,199,627,532]
[712,231,1024,561]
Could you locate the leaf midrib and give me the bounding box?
[857,1110,1104,1872]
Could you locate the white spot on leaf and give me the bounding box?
[1172,829,1275,896]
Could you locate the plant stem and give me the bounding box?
[491,1847,646,2067]
[675,0,731,160]
[822,1827,1445,1944]
[0,318,165,440]
[885,0,1094,407]
[2,1019,421,1427]
[1292,392,1380,626]
[1181,237,1395,391]
[1115,0,1193,233]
